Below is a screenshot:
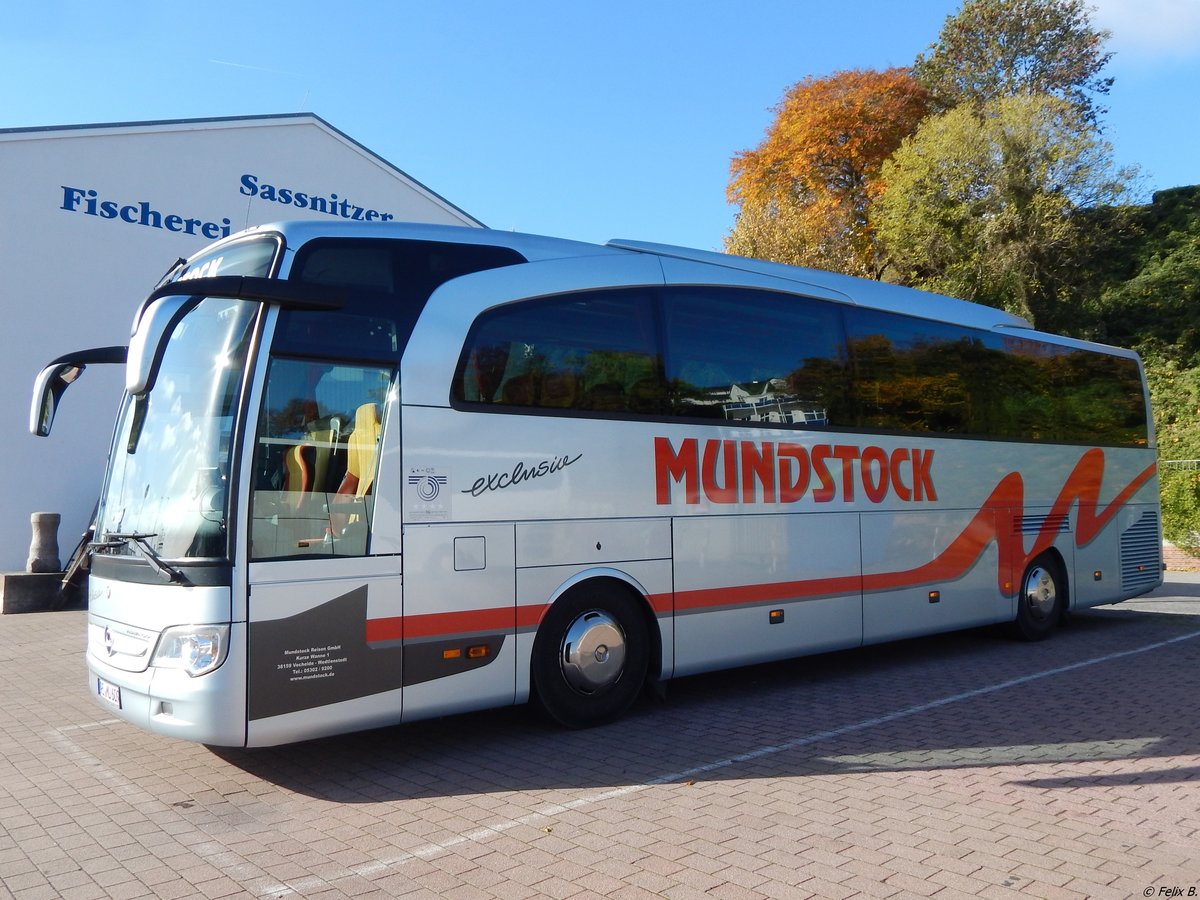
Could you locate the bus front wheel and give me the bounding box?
[1012,554,1065,641]
[532,584,650,728]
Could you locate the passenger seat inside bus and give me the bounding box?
[282,415,342,507]
[339,403,382,498]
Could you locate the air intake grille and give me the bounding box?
[1120,512,1161,592]
[1014,513,1069,535]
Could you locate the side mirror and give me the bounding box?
[30,346,128,436]
[126,295,195,395]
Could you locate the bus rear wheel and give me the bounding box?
[1012,553,1065,641]
[532,584,649,728]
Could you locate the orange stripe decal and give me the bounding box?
[365,616,403,643]
[674,451,1156,609]
[365,450,1156,639]
[403,607,516,640]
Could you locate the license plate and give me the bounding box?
[97,677,122,709]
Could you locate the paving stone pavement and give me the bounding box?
[2,578,1199,899]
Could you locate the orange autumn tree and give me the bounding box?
[726,68,931,280]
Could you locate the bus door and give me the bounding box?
[398,521,516,721]
[244,356,405,746]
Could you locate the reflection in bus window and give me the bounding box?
[250,358,392,560]
[845,307,1148,445]
[660,287,847,425]
[457,290,666,415]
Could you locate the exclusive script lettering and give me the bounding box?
[463,453,583,498]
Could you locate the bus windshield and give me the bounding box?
[96,298,259,561]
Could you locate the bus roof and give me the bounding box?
[606,238,1035,332]
[233,220,1052,338]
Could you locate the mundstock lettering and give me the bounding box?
[654,437,936,506]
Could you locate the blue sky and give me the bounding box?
[3,0,1198,251]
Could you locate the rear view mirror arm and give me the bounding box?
[30,346,128,437]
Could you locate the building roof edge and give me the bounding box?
[0,113,485,228]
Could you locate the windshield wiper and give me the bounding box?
[93,532,186,583]
[153,257,187,290]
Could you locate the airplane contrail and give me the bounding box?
[208,59,302,77]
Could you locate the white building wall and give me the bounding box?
[1,115,479,571]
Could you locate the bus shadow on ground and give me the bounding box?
[211,608,1200,802]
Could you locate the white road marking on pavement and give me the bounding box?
[260,626,1200,897]
[55,718,122,732]
[44,721,278,890]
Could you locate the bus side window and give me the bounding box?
[660,287,849,426]
[250,359,392,561]
[454,290,666,415]
[842,308,1148,444]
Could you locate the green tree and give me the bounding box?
[876,95,1130,329]
[1087,187,1200,547]
[1090,188,1200,358]
[726,68,931,279]
[914,0,1113,123]
[1145,354,1200,551]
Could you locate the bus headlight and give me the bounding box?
[152,625,230,677]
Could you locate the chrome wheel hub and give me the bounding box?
[1024,565,1057,619]
[560,610,626,694]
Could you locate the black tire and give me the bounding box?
[531,583,650,728]
[1011,553,1065,641]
